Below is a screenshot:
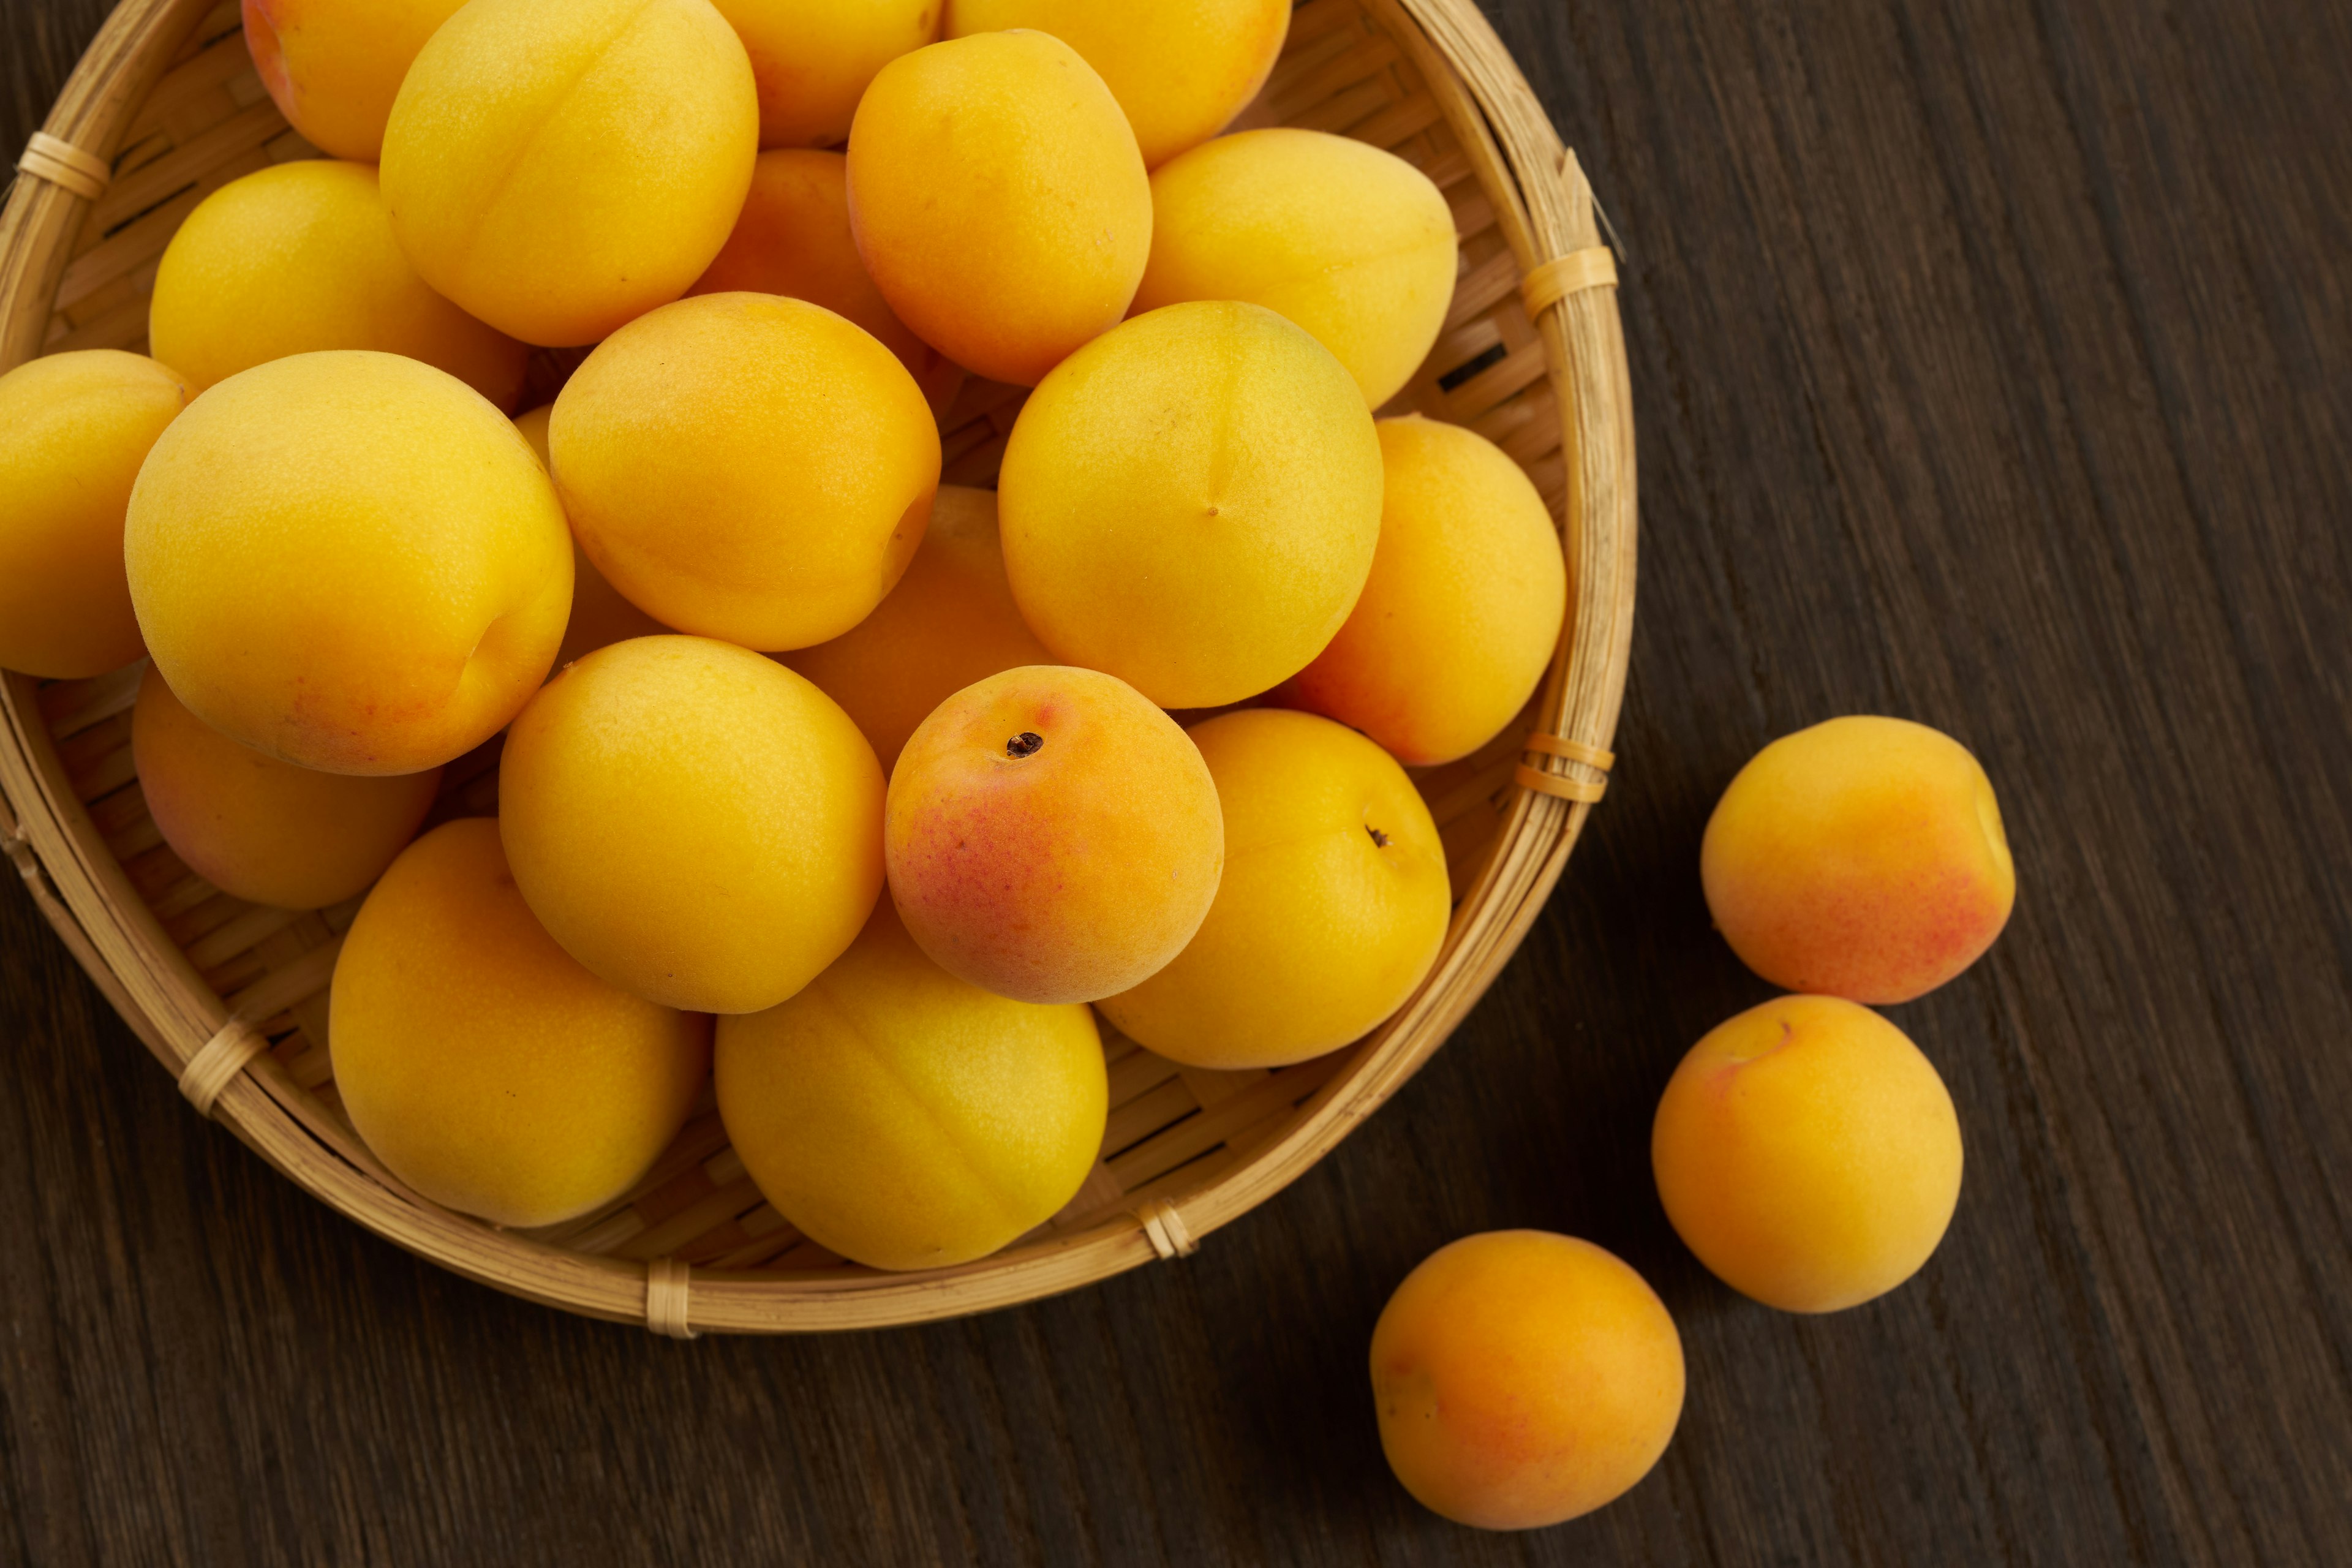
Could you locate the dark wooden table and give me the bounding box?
[6,1,2348,1562]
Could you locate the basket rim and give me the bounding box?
[0,0,1638,1335]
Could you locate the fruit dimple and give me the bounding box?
[1006,730,1044,758]
[1722,1015,1798,1064]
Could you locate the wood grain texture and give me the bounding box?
[3,0,2346,1561]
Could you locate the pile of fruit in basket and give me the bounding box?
[0,0,2015,1534]
[6,0,1520,1256]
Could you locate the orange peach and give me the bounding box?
[1652,994,1964,1313]
[149,160,527,407]
[549,292,940,652]
[884,665,1222,1003]
[124,350,571,775]
[242,0,466,162]
[331,818,710,1227]
[512,405,669,668]
[380,0,757,345]
[943,0,1289,168]
[999,300,1382,708]
[1098,709,1449,1068]
[777,485,1050,774]
[0,350,186,679]
[499,636,885,1014]
[1702,716,2015,1003]
[1133,128,1458,407]
[846,31,1150,385]
[1284,415,1565,764]
[715,896,1106,1270]
[708,0,940,148]
[133,666,439,910]
[1372,1231,1684,1529]
[688,148,965,412]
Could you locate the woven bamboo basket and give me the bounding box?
[0,0,1635,1335]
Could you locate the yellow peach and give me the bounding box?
[715,896,1106,1270]
[380,0,757,346]
[999,300,1382,707]
[707,0,940,149]
[511,405,669,668]
[331,818,710,1227]
[549,292,940,652]
[124,350,570,775]
[242,0,466,162]
[1284,415,1566,765]
[149,160,527,407]
[499,636,885,1014]
[1372,1232,1684,1529]
[846,31,1150,385]
[1098,709,1449,1068]
[1652,994,1964,1313]
[944,0,1289,168]
[777,485,1050,773]
[0,351,186,679]
[1134,128,1458,407]
[133,666,439,910]
[886,665,1221,1003]
[688,148,965,413]
[1702,716,2016,1003]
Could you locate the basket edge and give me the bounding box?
[1161,0,1638,1254]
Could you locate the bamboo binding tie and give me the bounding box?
[1516,731,1615,804]
[646,1257,697,1339]
[179,1016,268,1118]
[15,132,110,200]
[1,823,39,889]
[1519,245,1618,318]
[1134,1197,1197,1260]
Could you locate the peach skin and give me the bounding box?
[1284,415,1566,765]
[884,665,1223,1004]
[331,818,711,1228]
[499,636,886,1015]
[1652,994,1964,1313]
[133,666,440,911]
[380,0,757,346]
[707,0,940,149]
[149,160,527,407]
[1372,1231,1685,1529]
[124,350,571,776]
[943,0,1291,168]
[778,485,1052,774]
[1133,128,1458,407]
[1097,709,1449,1069]
[549,292,940,653]
[716,896,1107,1272]
[0,350,186,680]
[512,405,671,669]
[243,0,466,162]
[1702,715,2015,1003]
[846,31,1150,386]
[689,148,965,413]
[998,300,1383,709]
